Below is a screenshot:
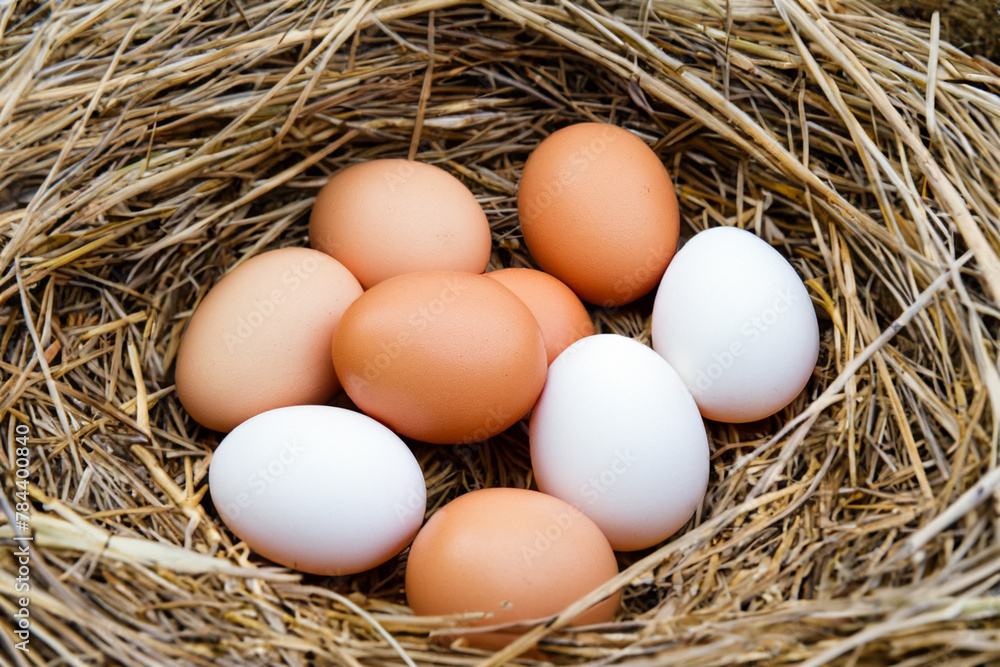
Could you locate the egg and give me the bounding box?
[485,267,594,365]
[529,334,709,551]
[308,159,492,289]
[651,227,820,423]
[517,122,680,307]
[332,271,547,444]
[405,488,620,649]
[176,248,363,432]
[209,405,426,575]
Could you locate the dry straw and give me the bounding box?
[2,0,1000,664]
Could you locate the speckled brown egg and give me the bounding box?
[405,488,621,650]
[331,271,546,444]
[175,248,363,432]
[485,267,594,365]
[309,159,492,289]
[517,123,680,307]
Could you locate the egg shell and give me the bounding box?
[309,159,492,289]
[332,271,547,445]
[209,405,426,575]
[517,123,680,306]
[175,247,363,432]
[651,226,820,423]
[485,267,594,365]
[530,334,710,551]
[405,487,620,649]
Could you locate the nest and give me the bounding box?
[3,0,1000,664]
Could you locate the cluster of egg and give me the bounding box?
[176,123,819,647]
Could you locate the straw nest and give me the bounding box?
[3,0,1000,664]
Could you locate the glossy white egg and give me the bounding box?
[651,226,820,423]
[209,405,426,575]
[529,334,709,551]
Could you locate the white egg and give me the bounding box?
[529,334,709,551]
[209,405,426,575]
[651,227,819,423]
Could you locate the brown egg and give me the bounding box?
[309,159,492,289]
[517,122,680,307]
[175,248,363,432]
[485,267,594,365]
[332,271,546,444]
[405,488,621,650]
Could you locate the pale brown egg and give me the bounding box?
[309,159,492,289]
[405,488,621,650]
[175,248,362,432]
[331,271,546,444]
[485,267,594,365]
[517,122,680,307]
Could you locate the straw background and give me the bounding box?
[3,0,1000,664]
